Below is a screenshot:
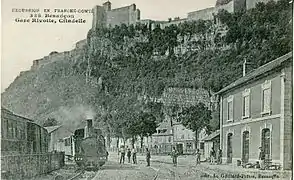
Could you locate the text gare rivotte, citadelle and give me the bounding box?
[12,8,92,24]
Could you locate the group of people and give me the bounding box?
[117,146,267,170]
[118,146,224,167]
[118,146,137,164]
[209,147,222,165]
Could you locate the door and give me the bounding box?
[227,133,233,163]
[176,144,183,155]
[242,131,249,163]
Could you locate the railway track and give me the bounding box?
[151,162,222,180]
[67,169,85,180]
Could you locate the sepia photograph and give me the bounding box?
[1,0,293,179]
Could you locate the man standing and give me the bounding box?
[132,147,137,164]
[171,147,179,167]
[195,149,201,165]
[146,148,151,166]
[217,148,222,165]
[259,147,265,170]
[210,147,215,165]
[119,146,126,164]
[127,148,131,163]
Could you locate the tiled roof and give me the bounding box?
[216,52,293,95]
[1,107,34,122]
[44,125,62,133]
[202,130,220,141]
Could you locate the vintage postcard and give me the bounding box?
[1,0,293,179]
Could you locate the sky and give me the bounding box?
[1,0,216,92]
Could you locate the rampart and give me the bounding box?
[31,39,87,70]
[187,0,234,21]
[246,0,277,9]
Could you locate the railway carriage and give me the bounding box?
[1,108,49,156]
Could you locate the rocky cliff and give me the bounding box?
[2,0,292,130]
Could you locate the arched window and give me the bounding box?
[227,133,233,163]
[261,128,271,158]
[242,131,250,163]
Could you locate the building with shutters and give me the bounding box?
[216,52,293,170]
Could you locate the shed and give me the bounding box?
[201,130,220,160]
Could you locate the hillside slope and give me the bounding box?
[1,0,292,130]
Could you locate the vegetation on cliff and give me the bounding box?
[1,0,292,143]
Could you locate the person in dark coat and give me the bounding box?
[171,147,179,166]
[132,147,137,164]
[119,146,126,164]
[217,148,222,164]
[127,148,131,163]
[195,149,201,165]
[210,147,216,165]
[146,148,151,166]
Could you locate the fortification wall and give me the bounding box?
[106,6,130,27]
[31,51,70,69]
[187,0,234,21]
[187,7,216,21]
[161,19,187,29]
[246,0,277,9]
[216,0,234,13]
[92,5,107,29]
[105,4,140,27]
[129,9,140,24]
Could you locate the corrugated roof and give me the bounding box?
[216,52,293,95]
[44,125,62,133]
[202,130,220,141]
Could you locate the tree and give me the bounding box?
[43,118,58,127]
[178,103,212,149]
[126,112,158,148]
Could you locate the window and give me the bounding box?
[181,134,184,139]
[187,143,192,149]
[200,142,204,150]
[261,81,271,114]
[261,128,271,158]
[262,88,271,113]
[162,129,167,133]
[65,137,71,146]
[227,96,234,121]
[242,89,250,119]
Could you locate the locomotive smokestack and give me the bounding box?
[86,119,93,137]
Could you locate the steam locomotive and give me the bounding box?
[73,119,108,170]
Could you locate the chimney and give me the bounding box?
[243,58,247,77]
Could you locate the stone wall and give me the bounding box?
[31,39,86,70]
[187,0,234,21]
[161,18,187,29]
[1,152,64,179]
[31,51,70,70]
[106,4,140,27]
[92,5,107,29]
[282,60,293,170]
[246,0,277,10]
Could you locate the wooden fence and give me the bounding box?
[1,152,65,179]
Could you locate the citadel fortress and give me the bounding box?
[31,0,276,69]
[92,0,277,28]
